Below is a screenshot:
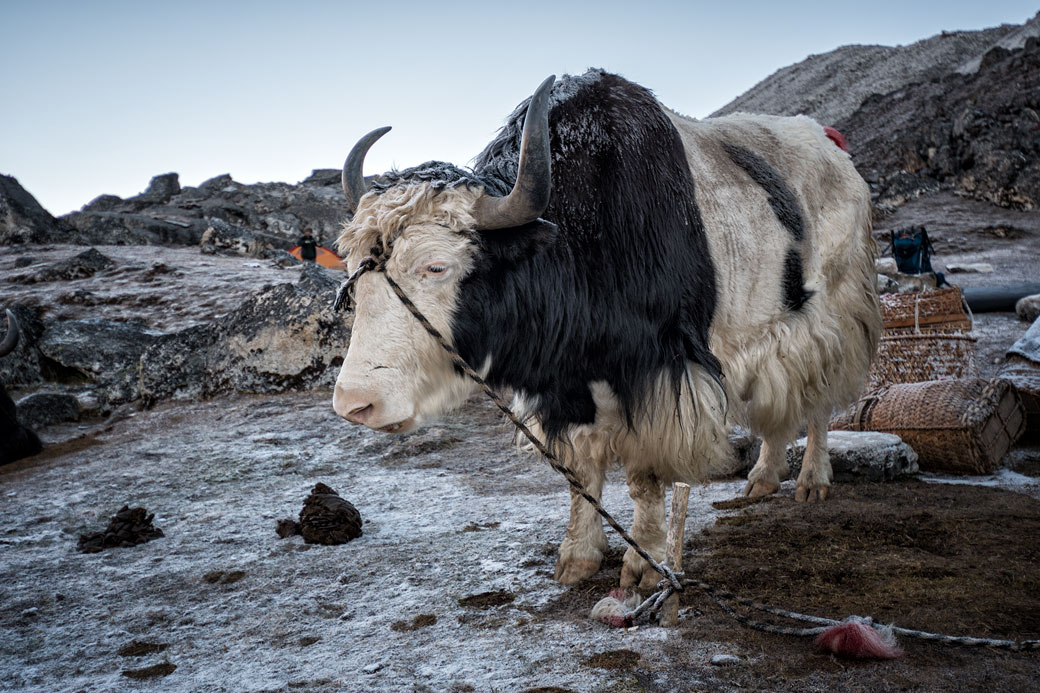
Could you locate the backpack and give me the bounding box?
[886,225,948,286]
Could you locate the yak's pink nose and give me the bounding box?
[333,383,378,425]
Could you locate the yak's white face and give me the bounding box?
[332,184,484,433]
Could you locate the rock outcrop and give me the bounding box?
[711,24,1018,125]
[138,263,350,404]
[0,174,72,244]
[841,37,1040,209]
[62,171,347,248]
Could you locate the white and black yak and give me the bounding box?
[331,70,881,588]
[1,310,43,465]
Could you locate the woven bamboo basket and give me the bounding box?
[869,333,978,390]
[997,355,1040,439]
[869,287,977,389]
[830,378,1025,474]
[880,287,972,332]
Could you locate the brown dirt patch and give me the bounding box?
[457,590,515,609]
[391,613,437,632]
[582,649,641,670]
[121,661,176,680]
[677,482,1040,690]
[117,641,168,657]
[692,482,1040,640]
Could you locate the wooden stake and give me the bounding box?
[660,482,690,627]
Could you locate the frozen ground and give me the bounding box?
[0,392,763,692]
[2,387,1038,692]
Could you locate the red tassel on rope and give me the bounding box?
[816,617,903,659]
[590,588,641,628]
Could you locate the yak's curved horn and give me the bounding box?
[0,309,20,358]
[472,75,555,230]
[342,126,392,214]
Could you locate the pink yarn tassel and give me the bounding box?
[590,588,641,628]
[816,617,903,659]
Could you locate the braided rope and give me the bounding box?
[339,259,1040,651]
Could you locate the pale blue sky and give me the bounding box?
[2,1,1037,216]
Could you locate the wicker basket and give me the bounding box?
[880,287,972,332]
[998,355,1040,439]
[869,333,978,390]
[830,378,1026,474]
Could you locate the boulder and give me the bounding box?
[131,173,180,206]
[302,169,341,187]
[11,248,116,284]
[787,431,919,482]
[16,392,80,429]
[1017,294,1040,323]
[62,211,204,246]
[138,265,351,403]
[198,174,234,193]
[0,174,70,244]
[38,319,163,405]
[876,273,899,294]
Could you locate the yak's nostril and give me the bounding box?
[346,403,374,424]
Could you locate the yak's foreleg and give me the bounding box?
[620,471,666,593]
[743,434,789,497]
[554,461,607,585]
[796,410,832,502]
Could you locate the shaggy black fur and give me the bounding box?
[364,70,723,437]
[721,142,805,242]
[782,249,813,311]
[454,70,721,437]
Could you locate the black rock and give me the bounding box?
[81,194,124,213]
[132,173,180,205]
[15,248,116,283]
[301,169,341,187]
[16,391,80,429]
[38,318,162,404]
[298,483,362,545]
[198,174,234,192]
[0,174,70,244]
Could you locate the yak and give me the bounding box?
[331,70,881,589]
[1,310,43,465]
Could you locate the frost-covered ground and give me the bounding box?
[0,392,758,692]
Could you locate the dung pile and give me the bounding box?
[77,505,164,553]
[277,483,362,545]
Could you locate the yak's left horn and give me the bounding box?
[472,75,555,230]
[342,126,391,214]
[0,309,20,358]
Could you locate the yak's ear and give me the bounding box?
[477,218,559,264]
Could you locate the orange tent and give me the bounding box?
[289,245,347,271]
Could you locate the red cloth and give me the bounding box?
[823,126,848,152]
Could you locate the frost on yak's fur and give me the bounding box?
[334,69,881,588]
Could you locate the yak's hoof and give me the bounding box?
[620,558,662,593]
[795,484,829,502]
[554,558,600,585]
[743,479,780,498]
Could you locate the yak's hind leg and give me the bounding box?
[554,461,608,585]
[743,433,789,498]
[795,409,833,502]
[620,471,667,592]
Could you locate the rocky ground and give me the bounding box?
[2,13,1040,692]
